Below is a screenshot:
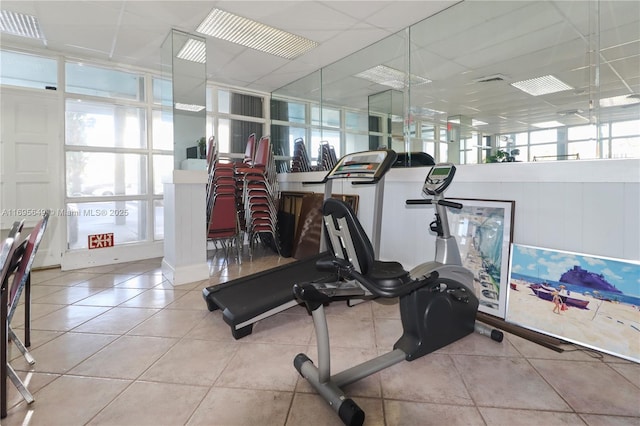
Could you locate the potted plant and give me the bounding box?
[486,148,519,163]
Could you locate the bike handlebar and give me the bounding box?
[405,199,463,209]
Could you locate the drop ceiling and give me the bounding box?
[0,1,458,92]
[1,1,638,136]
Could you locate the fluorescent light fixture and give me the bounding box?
[410,106,446,116]
[448,119,488,127]
[532,120,564,128]
[196,8,317,59]
[511,75,573,96]
[175,103,205,112]
[355,65,431,90]
[176,38,206,63]
[599,94,640,108]
[557,109,584,116]
[0,9,45,40]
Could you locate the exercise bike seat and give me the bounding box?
[322,198,413,295]
[369,261,411,292]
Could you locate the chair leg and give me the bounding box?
[2,281,7,419]
[8,327,35,365]
[235,236,242,265]
[249,233,257,260]
[221,240,230,266]
[24,274,31,347]
[7,363,34,404]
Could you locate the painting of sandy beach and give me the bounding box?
[448,199,514,319]
[507,244,640,363]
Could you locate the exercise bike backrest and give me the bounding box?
[406,163,464,266]
[321,197,376,276]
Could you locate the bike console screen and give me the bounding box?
[422,163,456,196]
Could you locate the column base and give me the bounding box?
[162,259,209,286]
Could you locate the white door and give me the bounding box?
[1,88,63,267]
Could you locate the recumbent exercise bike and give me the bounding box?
[293,163,503,426]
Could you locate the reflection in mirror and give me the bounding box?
[161,29,207,169]
[271,70,321,165]
[322,31,407,160]
[368,89,404,151]
[272,1,638,166]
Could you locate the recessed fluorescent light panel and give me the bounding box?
[0,9,45,41]
[176,38,206,64]
[196,8,318,59]
[355,65,431,90]
[410,106,446,116]
[174,103,205,112]
[511,75,573,96]
[599,94,640,108]
[532,120,564,128]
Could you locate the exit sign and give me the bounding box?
[88,233,114,249]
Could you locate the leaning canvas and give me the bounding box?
[507,244,640,363]
[447,198,514,319]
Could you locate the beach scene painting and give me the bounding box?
[507,244,640,363]
[448,199,514,319]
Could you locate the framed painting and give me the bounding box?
[507,244,640,362]
[447,198,515,318]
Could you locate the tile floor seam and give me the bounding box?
[282,390,297,426]
[522,356,581,415]
[182,384,222,426]
[12,329,120,374]
[443,353,480,410]
[179,334,240,387]
[80,377,141,426]
[9,255,638,426]
[76,340,179,380]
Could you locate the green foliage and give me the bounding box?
[486,149,509,163]
[486,149,519,163]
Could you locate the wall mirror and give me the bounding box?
[272,1,639,165]
[161,29,207,169]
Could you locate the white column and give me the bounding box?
[162,169,209,286]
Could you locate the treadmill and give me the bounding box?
[202,149,397,339]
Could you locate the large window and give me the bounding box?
[271,98,393,165]
[0,50,57,90]
[609,120,640,159]
[66,62,144,101]
[210,88,267,155]
[495,119,639,163]
[64,63,161,250]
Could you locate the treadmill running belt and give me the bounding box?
[203,251,336,326]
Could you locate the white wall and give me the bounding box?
[278,159,640,270]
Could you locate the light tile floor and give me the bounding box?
[4,249,640,426]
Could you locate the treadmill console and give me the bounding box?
[325,149,397,182]
[422,163,456,196]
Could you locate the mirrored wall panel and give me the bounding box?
[161,29,207,169]
[272,0,639,166]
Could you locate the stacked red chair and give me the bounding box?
[318,141,338,171]
[205,136,241,264]
[290,138,312,172]
[207,192,241,264]
[237,136,281,258]
[233,133,259,233]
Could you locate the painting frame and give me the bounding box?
[447,198,515,319]
[507,244,640,363]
